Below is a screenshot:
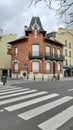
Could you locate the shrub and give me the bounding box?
[23,72,26,77]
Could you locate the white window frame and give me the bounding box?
[32,61,39,72]
[32,44,39,56]
[14,47,18,56]
[14,62,18,72]
[34,28,38,37]
[46,46,50,56]
[46,62,50,71]
[57,62,60,71]
[57,49,61,58]
[53,47,55,58]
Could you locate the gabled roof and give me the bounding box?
[27,17,46,32]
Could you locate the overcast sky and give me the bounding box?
[0,0,67,37]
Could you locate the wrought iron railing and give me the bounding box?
[29,51,43,59]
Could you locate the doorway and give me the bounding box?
[53,62,56,77]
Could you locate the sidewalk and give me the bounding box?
[60,77,73,81]
[0,78,33,87]
[0,77,73,87]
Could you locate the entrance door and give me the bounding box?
[53,62,55,77]
[2,69,8,76]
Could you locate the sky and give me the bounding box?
[0,0,67,38]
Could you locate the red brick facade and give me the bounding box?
[8,17,64,79]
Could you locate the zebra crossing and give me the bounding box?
[0,85,73,130]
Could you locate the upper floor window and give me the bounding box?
[46,46,50,56]
[65,49,67,56]
[69,42,71,48]
[53,47,55,58]
[14,47,18,56]
[69,60,71,66]
[65,59,68,65]
[32,44,39,56]
[69,51,71,57]
[57,49,61,58]
[65,40,67,47]
[34,28,38,37]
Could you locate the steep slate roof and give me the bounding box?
[27,17,46,32]
[46,32,56,38]
[8,17,63,46]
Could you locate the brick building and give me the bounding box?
[8,17,64,79]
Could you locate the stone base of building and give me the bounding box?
[11,71,63,80]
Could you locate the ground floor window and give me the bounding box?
[32,61,39,72]
[14,62,18,72]
[46,62,51,72]
[57,62,61,71]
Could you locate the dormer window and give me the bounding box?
[34,27,38,37]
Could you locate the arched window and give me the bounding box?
[57,62,61,71]
[14,62,18,72]
[46,62,51,72]
[34,28,38,37]
[32,61,39,72]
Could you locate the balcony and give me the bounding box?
[45,52,65,61]
[29,51,43,59]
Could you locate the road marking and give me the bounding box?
[18,96,73,120]
[0,109,4,112]
[0,86,16,90]
[38,105,73,130]
[4,93,59,111]
[68,88,73,91]
[0,87,20,92]
[0,89,37,99]
[0,88,29,95]
[1,91,47,105]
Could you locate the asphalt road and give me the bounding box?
[0,80,73,130]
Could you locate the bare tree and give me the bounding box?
[29,0,73,26]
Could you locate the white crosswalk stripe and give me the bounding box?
[68,88,73,91]
[0,89,37,99]
[0,86,16,90]
[0,87,29,95]
[0,91,48,105]
[0,86,21,92]
[38,105,73,130]
[18,96,73,120]
[4,93,59,111]
[0,86,73,130]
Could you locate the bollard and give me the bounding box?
[42,76,44,81]
[34,75,35,81]
[27,74,28,80]
[57,74,60,80]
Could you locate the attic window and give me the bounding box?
[34,27,38,37]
